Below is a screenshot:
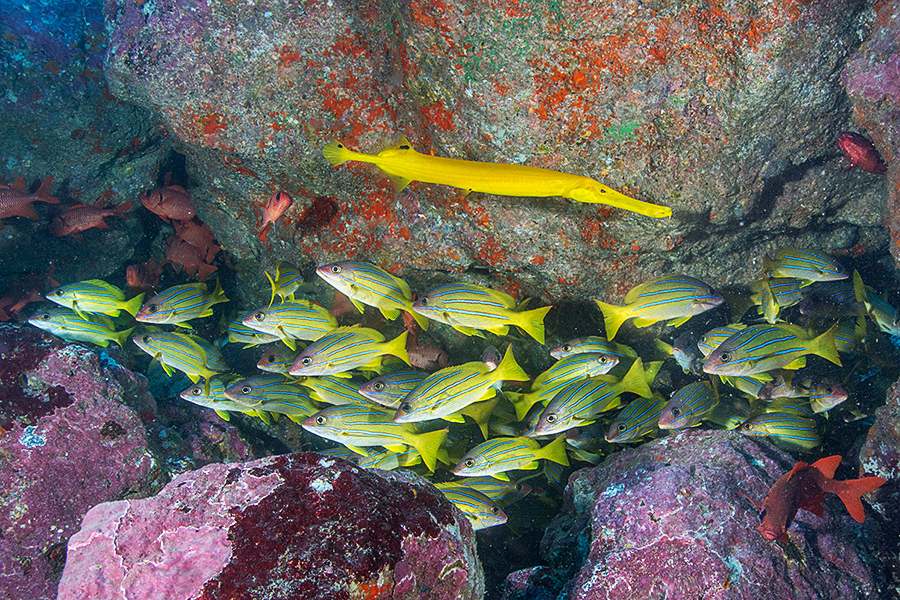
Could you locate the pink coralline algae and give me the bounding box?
[0,325,156,600]
[58,452,485,600]
[526,430,886,600]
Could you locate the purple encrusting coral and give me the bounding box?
[0,325,157,600]
[506,430,889,600]
[58,452,484,600]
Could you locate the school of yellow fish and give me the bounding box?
[26,242,897,532]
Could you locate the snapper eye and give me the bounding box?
[254,312,265,321]
[315,416,326,425]
[373,382,385,392]
[671,407,681,417]
[546,414,557,423]
[41,313,50,320]
[192,387,201,395]
[617,423,626,432]
[562,344,572,352]
[491,506,500,515]
[719,351,731,362]
[419,296,429,306]
[825,386,833,394]
[265,354,275,363]
[241,386,251,394]
[330,265,341,274]
[400,402,412,412]
[148,304,158,313]
[598,356,608,364]
[301,357,312,366]
[464,459,475,468]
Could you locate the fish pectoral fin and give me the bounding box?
[666,315,692,328]
[214,410,231,421]
[520,461,540,470]
[441,413,467,423]
[487,325,511,336]
[185,372,200,383]
[349,297,367,315]
[173,322,193,329]
[255,410,273,425]
[378,306,400,321]
[385,445,408,453]
[160,362,176,377]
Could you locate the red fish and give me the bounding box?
[50,201,133,237]
[0,176,59,228]
[257,190,293,242]
[838,132,887,175]
[139,185,196,222]
[173,220,220,263]
[164,236,217,281]
[754,455,886,542]
[126,259,161,292]
[0,265,58,322]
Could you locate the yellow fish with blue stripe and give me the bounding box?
[132,331,229,384]
[256,345,302,374]
[317,260,429,330]
[393,345,529,423]
[605,393,668,443]
[46,279,143,319]
[135,280,228,326]
[737,412,821,451]
[657,381,717,429]
[225,311,280,347]
[288,326,409,376]
[437,486,508,531]
[594,274,723,340]
[264,260,309,306]
[322,136,671,218]
[28,308,134,348]
[412,282,552,344]
[242,300,337,350]
[702,323,841,376]
[178,376,272,422]
[452,435,569,480]
[763,248,848,282]
[301,405,448,471]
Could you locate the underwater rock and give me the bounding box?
[859,379,900,518]
[103,0,887,305]
[842,1,900,268]
[0,324,157,600]
[57,452,484,600]
[0,0,167,286]
[523,429,886,600]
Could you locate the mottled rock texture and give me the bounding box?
[859,378,900,518]
[504,429,889,600]
[0,325,157,600]
[58,452,484,600]
[842,1,900,269]
[103,0,887,308]
[0,0,167,287]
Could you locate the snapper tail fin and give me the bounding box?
[593,299,631,341]
[513,305,552,345]
[122,293,145,317]
[410,427,448,472]
[540,435,570,467]
[619,358,652,398]
[822,475,887,523]
[385,330,411,366]
[495,345,530,383]
[810,323,842,366]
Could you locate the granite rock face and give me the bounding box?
[504,430,888,600]
[0,325,158,600]
[842,1,900,268]
[103,0,887,307]
[58,452,484,600]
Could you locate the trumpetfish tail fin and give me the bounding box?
[568,182,672,218]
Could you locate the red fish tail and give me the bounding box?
[115,200,134,218]
[257,223,270,243]
[197,262,218,282]
[822,476,887,523]
[35,176,59,204]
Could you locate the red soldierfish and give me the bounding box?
[838,132,887,175]
[755,455,886,542]
[173,220,220,263]
[257,191,293,242]
[0,176,58,228]
[164,236,217,281]
[126,259,161,292]
[139,185,196,222]
[50,201,133,237]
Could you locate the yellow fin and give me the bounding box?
[214,410,231,421]
[594,299,632,341]
[513,305,552,345]
[540,435,570,467]
[410,428,448,472]
[666,315,692,328]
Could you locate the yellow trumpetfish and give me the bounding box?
[322,137,671,218]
